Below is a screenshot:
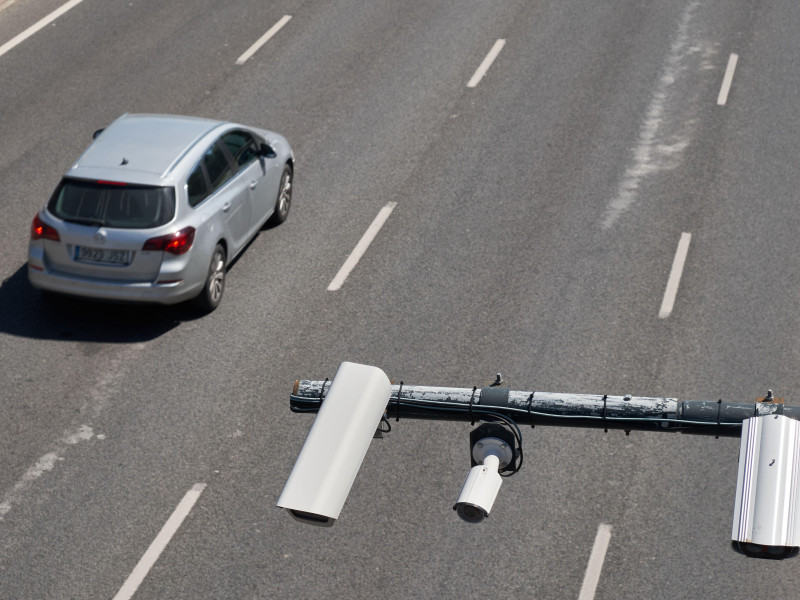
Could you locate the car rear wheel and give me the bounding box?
[268,164,292,226]
[194,244,226,311]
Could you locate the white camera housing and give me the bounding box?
[454,437,513,523]
[731,414,800,559]
[277,362,391,526]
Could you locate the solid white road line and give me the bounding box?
[717,53,739,106]
[0,0,86,59]
[578,523,613,600]
[113,484,207,600]
[236,15,292,65]
[467,39,506,88]
[659,232,692,319]
[327,202,397,291]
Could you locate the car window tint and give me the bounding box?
[48,179,175,229]
[203,142,235,192]
[221,131,259,167]
[187,164,209,207]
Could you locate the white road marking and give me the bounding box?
[0,0,20,15]
[0,426,94,520]
[659,232,692,319]
[235,15,291,65]
[328,202,397,291]
[716,53,739,106]
[467,39,505,88]
[113,484,207,600]
[0,0,86,59]
[601,1,708,229]
[0,343,145,521]
[578,523,613,600]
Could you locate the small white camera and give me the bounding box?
[731,413,800,559]
[277,362,391,526]
[454,434,514,523]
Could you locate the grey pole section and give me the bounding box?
[291,380,798,437]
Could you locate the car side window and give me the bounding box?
[221,131,260,168]
[187,163,210,207]
[203,141,235,192]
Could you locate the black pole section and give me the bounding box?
[290,380,798,437]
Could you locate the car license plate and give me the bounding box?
[75,246,130,265]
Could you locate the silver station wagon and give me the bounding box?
[28,114,294,311]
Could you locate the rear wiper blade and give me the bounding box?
[63,217,105,227]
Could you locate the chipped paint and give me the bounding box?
[0,425,95,520]
[0,343,144,521]
[291,379,798,437]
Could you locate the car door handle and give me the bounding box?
[249,180,258,190]
[222,202,231,212]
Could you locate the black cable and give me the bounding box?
[395,382,403,422]
[378,415,392,434]
[469,386,477,425]
[479,409,524,477]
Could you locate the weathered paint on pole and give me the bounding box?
[291,380,798,437]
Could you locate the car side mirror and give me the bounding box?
[260,143,277,159]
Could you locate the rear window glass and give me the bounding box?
[47,179,176,229]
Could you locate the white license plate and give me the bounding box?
[75,246,130,265]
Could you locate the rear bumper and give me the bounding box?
[28,263,202,305]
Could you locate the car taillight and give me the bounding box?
[31,214,60,241]
[142,227,196,255]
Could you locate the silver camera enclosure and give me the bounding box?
[277,362,391,526]
[731,413,800,559]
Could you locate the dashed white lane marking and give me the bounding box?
[113,484,207,600]
[578,523,613,600]
[717,53,739,106]
[236,15,292,65]
[659,232,692,319]
[327,202,397,291]
[467,39,506,88]
[0,0,86,59]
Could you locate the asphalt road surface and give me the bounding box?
[3,0,800,598]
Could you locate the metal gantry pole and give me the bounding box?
[284,369,800,557]
[290,379,797,437]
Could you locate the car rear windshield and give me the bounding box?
[47,179,176,229]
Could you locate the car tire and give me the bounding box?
[194,244,226,312]
[267,164,292,226]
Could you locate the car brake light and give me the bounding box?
[142,227,195,255]
[31,214,60,241]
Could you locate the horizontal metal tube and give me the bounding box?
[291,380,800,437]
